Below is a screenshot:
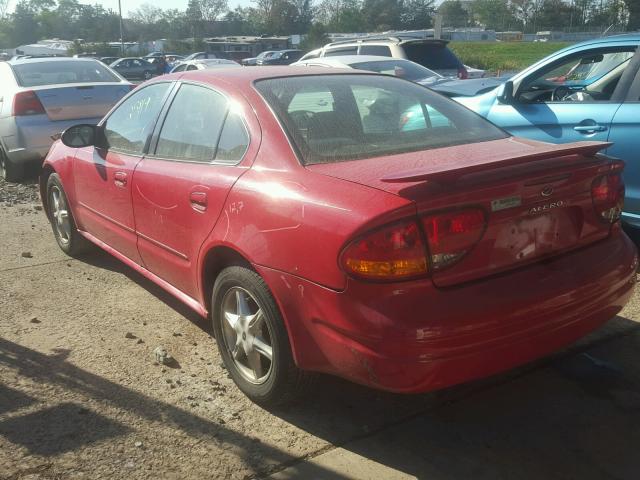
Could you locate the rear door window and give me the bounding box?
[325,47,358,57]
[403,43,462,70]
[359,45,392,57]
[12,60,120,86]
[215,112,249,164]
[155,83,227,162]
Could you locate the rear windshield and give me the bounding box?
[255,74,507,165]
[350,60,438,82]
[12,60,120,87]
[404,43,462,70]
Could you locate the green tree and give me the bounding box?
[11,1,39,45]
[400,0,435,29]
[362,0,401,31]
[470,0,518,30]
[438,0,469,27]
[300,21,329,49]
[186,0,204,40]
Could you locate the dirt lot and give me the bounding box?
[2,177,640,480]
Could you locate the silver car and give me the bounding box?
[0,58,132,181]
[169,58,241,73]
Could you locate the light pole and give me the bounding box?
[118,0,125,56]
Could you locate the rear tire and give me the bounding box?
[46,173,91,256]
[211,266,313,406]
[0,148,24,182]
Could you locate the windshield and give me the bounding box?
[255,74,507,165]
[13,60,120,86]
[404,43,462,70]
[350,59,440,81]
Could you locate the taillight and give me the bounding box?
[457,67,469,80]
[592,172,624,223]
[12,90,46,116]
[422,208,485,271]
[340,220,428,281]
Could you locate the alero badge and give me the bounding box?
[529,200,565,215]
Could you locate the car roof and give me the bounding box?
[160,65,372,89]
[7,57,99,65]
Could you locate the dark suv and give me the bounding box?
[257,49,304,65]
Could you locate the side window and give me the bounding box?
[155,83,227,162]
[215,111,249,164]
[187,65,198,71]
[325,47,357,57]
[359,45,392,57]
[103,82,170,155]
[520,48,636,102]
[172,64,187,72]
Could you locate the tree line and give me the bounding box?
[0,0,638,50]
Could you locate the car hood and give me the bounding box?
[430,77,504,97]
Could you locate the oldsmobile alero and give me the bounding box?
[40,67,637,404]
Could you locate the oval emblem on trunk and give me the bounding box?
[541,186,554,197]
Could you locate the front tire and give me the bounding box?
[211,266,311,405]
[46,173,91,256]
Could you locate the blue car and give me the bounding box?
[455,34,640,228]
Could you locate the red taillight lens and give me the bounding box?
[13,90,46,116]
[422,208,486,271]
[341,221,428,280]
[591,173,624,223]
[457,67,469,80]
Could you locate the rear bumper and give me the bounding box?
[1,115,102,165]
[257,229,637,393]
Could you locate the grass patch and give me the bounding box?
[449,42,572,74]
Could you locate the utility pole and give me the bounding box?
[118,0,125,56]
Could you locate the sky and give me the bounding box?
[5,0,254,17]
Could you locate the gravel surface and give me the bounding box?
[1,178,640,480]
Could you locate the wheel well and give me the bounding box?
[39,165,55,219]
[201,246,252,313]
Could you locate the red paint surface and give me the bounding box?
[42,68,637,393]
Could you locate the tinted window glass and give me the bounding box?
[256,75,507,165]
[104,82,170,155]
[215,112,249,163]
[187,65,198,71]
[12,60,120,87]
[404,44,462,70]
[325,47,357,57]
[172,64,187,72]
[155,83,227,162]
[359,45,392,57]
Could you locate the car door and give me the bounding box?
[485,46,638,145]
[608,64,640,226]
[131,82,254,297]
[73,82,173,262]
[114,59,129,76]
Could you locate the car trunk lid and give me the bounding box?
[307,137,618,287]
[32,84,131,121]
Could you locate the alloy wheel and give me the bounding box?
[49,185,71,245]
[220,286,274,384]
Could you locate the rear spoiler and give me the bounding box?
[380,141,612,184]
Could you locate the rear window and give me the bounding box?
[12,60,120,87]
[404,43,462,70]
[255,74,507,165]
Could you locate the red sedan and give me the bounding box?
[40,67,636,405]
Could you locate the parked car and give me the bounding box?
[299,35,469,79]
[465,64,486,78]
[291,55,442,86]
[109,57,155,80]
[41,67,635,404]
[144,52,178,59]
[165,54,185,66]
[430,77,506,97]
[256,49,303,65]
[183,52,221,61]
[99,56,120,65]
[455,33,640,229]
[0,57,132,181]
[169,59,241,73]
[242,51,276,66]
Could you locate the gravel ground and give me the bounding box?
[1,177,640,480]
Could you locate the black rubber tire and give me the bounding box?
[211,266,313,406]
[0,148,24,183]
[46,173,91,256]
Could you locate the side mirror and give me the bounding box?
[61,124,98,148]
[497,80,514,105]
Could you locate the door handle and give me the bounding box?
[190,191,208,212]
[573,125,607,133]
[114,171,127,187]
